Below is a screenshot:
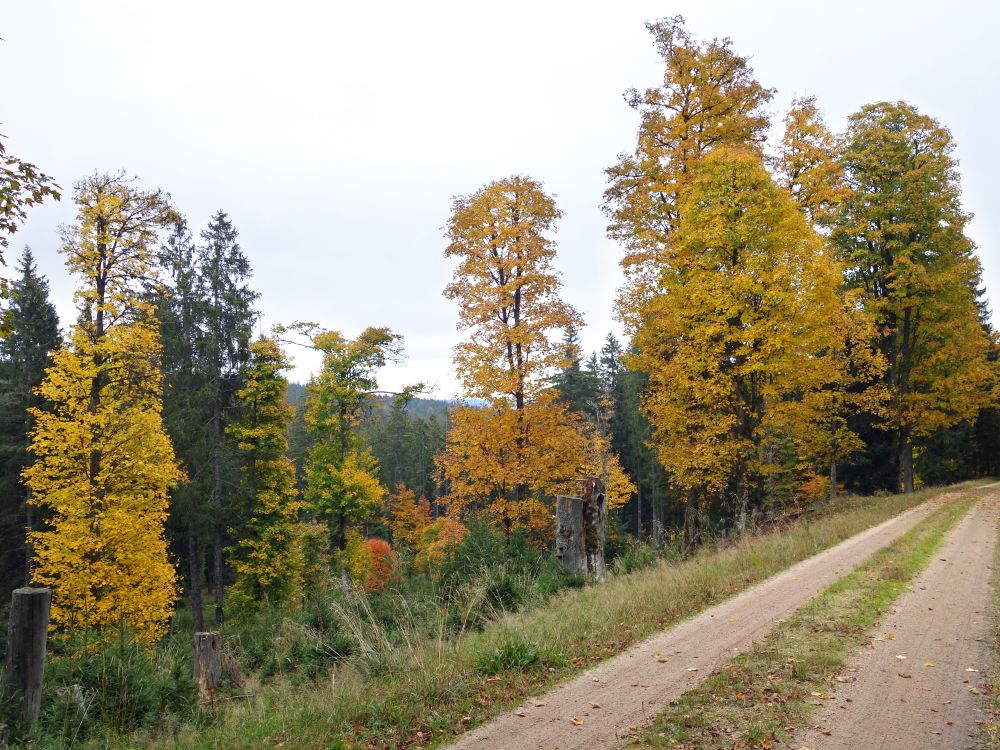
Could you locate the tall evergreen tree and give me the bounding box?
[157,218,212,632]
[0,247,60,594]
[198,210,258,625]
[551,328,600,414]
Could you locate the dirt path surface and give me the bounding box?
[789,492,999,750]
[445,489,977,750]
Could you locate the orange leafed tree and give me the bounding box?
[386,484,432,551]
[437,176,632,541]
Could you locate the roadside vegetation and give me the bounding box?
[0,483,979,749]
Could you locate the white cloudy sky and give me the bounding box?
[3,0,997,396]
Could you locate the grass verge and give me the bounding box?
[978,494,1000,748]
[630,489,981,749]
[145,483,983,750]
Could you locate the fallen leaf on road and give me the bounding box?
[514,710,525,717]
[924,662,936,667]
[896,654,907,660]
[590,702,601,709]
[898,672,912,678]
[687,667,700,672]
[570,717,584,726]
[966,667,979,673]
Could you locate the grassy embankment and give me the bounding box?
[631,486,988,749]
[141,482,988,750]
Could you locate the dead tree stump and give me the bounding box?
[193,631,222,705]
[556,478,607,582]
[555,495,586,576]
[582,478,607,582]
[4,587,51,725]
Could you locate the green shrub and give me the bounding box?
[476,636,541,675]
[35,630,194,743]
[222,592,354,681]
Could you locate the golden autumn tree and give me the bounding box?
[226,336,305,610]
[833,101,995,492]
[25,173,181,643]
[633,149,850,550]
[772,96,887,496]
[437,176,632,541]
[604,16,773,329]
[386,484,432,551]
[773,96,851,229]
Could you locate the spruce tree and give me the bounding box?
[198,210,258,624]
[0,247,60,594]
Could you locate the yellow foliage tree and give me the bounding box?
[437,177,633,541]
[633,149,853,549]
[226,337,305,610]
[25,173,181,643]
[604,16,773,329]
[773,96,851,229]
[414,517,467,575]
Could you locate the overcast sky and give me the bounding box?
[3,0,997,396]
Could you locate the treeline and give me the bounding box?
[0,14,996,657]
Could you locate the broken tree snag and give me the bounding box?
[555,478,607,582]
[193,631,222,705]
[582,477,607,583]
[4,586,51,725]
[556,494,586,576]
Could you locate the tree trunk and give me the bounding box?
[683,489,698,555]
[829,454,838,500]
[210,396,225,626]
[23,496,34,586]
[900,438,914,494]
[212,530,224,626]
[188,526,204,633]
[635,486,642,542]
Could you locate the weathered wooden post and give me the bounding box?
[193,631,221,705]
[4,587,51,725]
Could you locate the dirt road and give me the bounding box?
[789,493,999,750]
[445,489,977,750]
